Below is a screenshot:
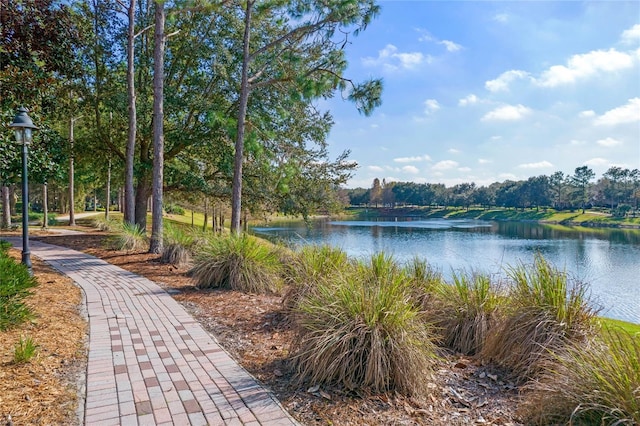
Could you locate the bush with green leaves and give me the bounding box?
[109,221,148,251]
[429,271,504,355]
[190,234,283,294]
[0,239,11,254]
[481,254,597,383]
[92,217,119,232]
[521,327,640,425]
[0,253,38,331]
[290,252,439,395]
[164,204,185,215]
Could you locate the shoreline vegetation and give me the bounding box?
[343,206,640,229]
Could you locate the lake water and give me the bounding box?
[252,218,640,324]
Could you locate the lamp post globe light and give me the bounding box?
[9,107,38,274]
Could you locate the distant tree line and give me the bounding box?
[347,166,640,217]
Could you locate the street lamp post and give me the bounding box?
[9,107,38,274]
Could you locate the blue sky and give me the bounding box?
[322,1,640,188]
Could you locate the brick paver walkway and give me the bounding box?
[5,238,298,426]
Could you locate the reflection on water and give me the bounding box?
[252,218,640,324]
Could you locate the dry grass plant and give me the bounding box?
[282,244,352,310]
[520,327,640,425]
[290,252,439,396]
[481,254,597,383]
[190,234,283,294]
[431,271,503,355]
[109,221,148,251]
[160,224,196,266]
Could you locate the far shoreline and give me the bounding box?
[344,206,640,230]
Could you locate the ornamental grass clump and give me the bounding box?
[521,327,640,425]
[160,224,196,266]
[291,252,439,396]
[481,254,597,383]
[0,252,38,331]
[190,234,282,294]
[282,244,352,310]
[110,221,148,251]
[430,271,503,355]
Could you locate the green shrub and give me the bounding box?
[481,254,597,383]
[92,217,119,232]
[0,256,37,331]
[430,271,503,355]
[0,239,11,255]
[283,244,352,310]
[521,327,640,425]
[164,203,185,215]
[13,335,38,363]
[190,234,282,294]
[109,221,148,251]
[290,252,439,395]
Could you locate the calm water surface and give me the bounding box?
[252,218,640,324]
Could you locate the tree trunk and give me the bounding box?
[69,117,75,226]
[105,158,111,220]
[230,0,253,235]
[134,171,151,232]
[1,186,11,229]
[42,183,48,229]
[124,0,137,225]
[149,0,166,254]
[202,198,208,232]
[94,189,98,212]
[9,185,16,216]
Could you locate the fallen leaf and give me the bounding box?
[307,385,320,393]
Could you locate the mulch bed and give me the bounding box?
[0,248,87,426]
[13,228,525,425]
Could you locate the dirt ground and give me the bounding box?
[4,228,525,425]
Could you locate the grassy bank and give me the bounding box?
[349,206,640,228]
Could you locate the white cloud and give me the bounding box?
[621,24,640,45]
[432,160,459,171]
[424,99,441,114]
[440,40,462,52]
[490,136,502,141]
[458,94,479,106]
[458,167,472,172]
[370,123,379,129]
[493,13,509,23]
[448,148,461,154]
[579,110,596,118]
[536,49,635,87]
[394,155,431,163]
[418,29,463,52]
[594,98,640,125]
[482,104,532,121]
[402,165,420,174]
[584,158,609,166]
[518,161,554,169]
[570,139,587,146]
[485,70,529,92]
[478,158,492,164]
[368,165,385,172]
[363,44,428,71]
[597,137,623,147]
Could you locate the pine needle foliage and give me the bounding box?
[290,252,439,395]
[13,335,38,363]
[190,234,283,294]
[431,272,503,355]
[481,254,597,383]
[521,327,640,425]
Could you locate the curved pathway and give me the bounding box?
[5,237,297,426]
